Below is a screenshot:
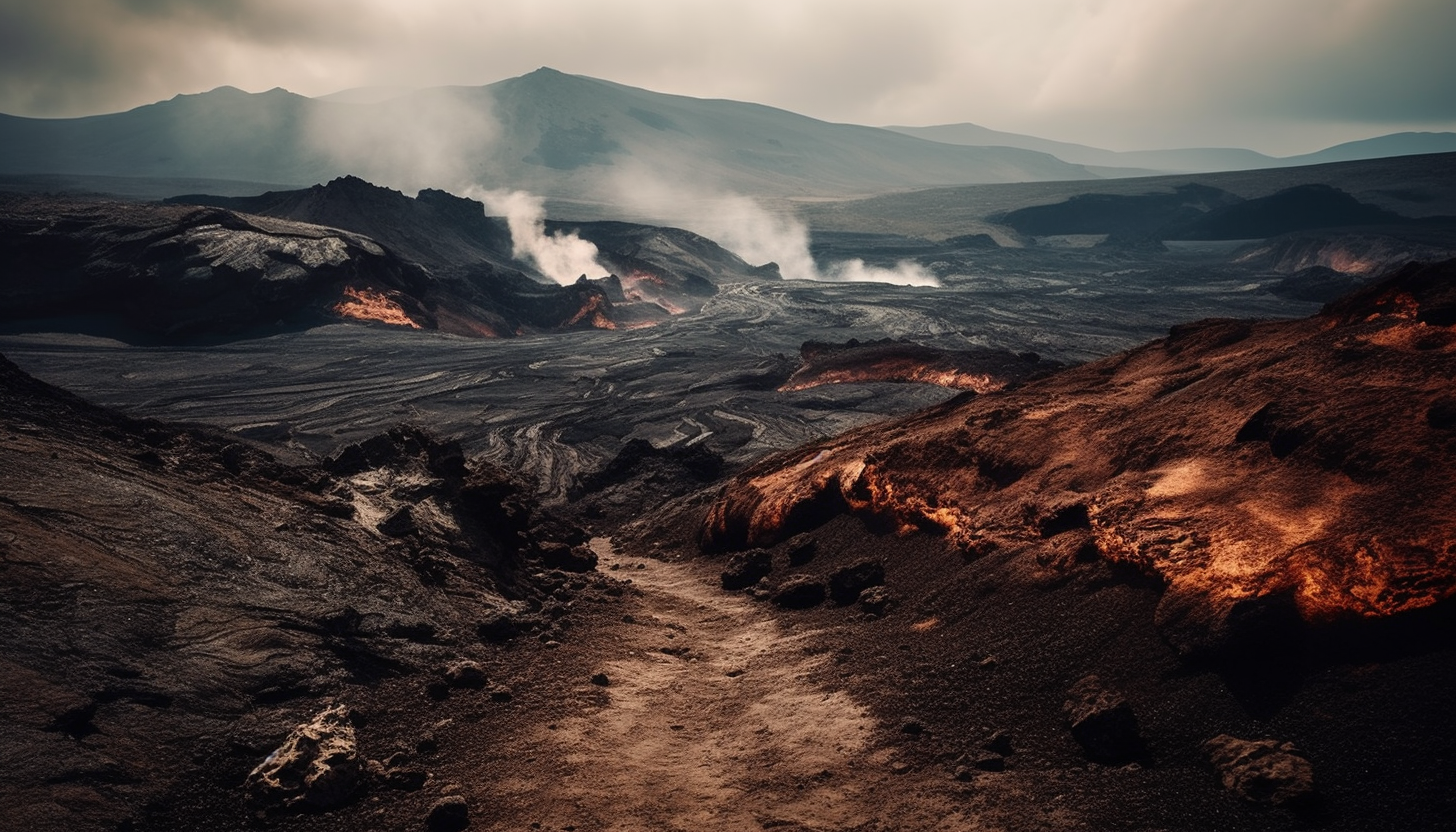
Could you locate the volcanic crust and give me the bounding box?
[703,259,1456,657]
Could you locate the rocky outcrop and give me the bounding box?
[702,259,1456,658]
[781,338,1055,393]
[244,704,363,812]
[0,192,435,341]
[1203,735,1316,808]
[170,176,757,320]
[0,352,605,830]
[0,188,722,343]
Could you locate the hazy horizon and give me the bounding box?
[2,1,1453,157]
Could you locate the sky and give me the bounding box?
[1,0,1453,155]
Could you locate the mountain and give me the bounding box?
[0,69,1097,204]
[884,122,1275,174]
[886,123,1456,175]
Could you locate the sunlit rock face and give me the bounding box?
[703,259,1456,655]
[779,338,1057,393]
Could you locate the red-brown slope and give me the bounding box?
[703,260,1456,655]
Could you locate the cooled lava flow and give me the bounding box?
[704,259,1456,655]
[780,338,1055,392]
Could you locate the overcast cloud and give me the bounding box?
[1,0,1452,154]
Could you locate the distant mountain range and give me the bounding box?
[884,123,1456,175]
[2,67,1450,207]
[0,69,1094,202]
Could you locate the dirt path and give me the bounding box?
[490,539,987,832]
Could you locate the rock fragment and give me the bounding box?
[243,703,362,812]
[858,585,893,615]
[720,548,772,590]
[785,533,818,565]
[828,559,885,605]
[771,576,826,609]
[444,660,487,689]
[426,795,470,831]
[1063,675,1141,763]
[1204,734,1316,808]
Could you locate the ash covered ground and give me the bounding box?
[0,243,1315,502]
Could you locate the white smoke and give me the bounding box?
[305,88,499,193]
[471,188,608,285]
[613,173,937,287]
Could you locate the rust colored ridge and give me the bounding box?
[779,338,1056,393]
[332,285,421,328]
[703,259,1456,655]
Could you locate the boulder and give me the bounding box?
[426,795,470,831]
[1063,675,1141,763]
[1204,734,1316,808]
[243,703,363,812]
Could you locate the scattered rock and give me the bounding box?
[771,576,826,609]
[1204,734,1317,808]
[1063,675,1141,763]
[476,612,520,643]
[952,765,974,782]
[367,753,428,791]
[828,560,885,605]
[857,585,893,615]
[426,795,470,831]
[785,534,818,566]
[900,718,925,735]
[721,548,773,590]
[889,761,912,775]
[590,672,611,687]
[489,686,513,702]
[970,753,1006,772]
[243,703,363,812]
[983,730,1013,756]
[444,660,487,689]
[536,541,597,573]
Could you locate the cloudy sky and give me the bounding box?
[1,0,1452,155]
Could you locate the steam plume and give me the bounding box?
[615,175,937,287]
[473,189,608,285]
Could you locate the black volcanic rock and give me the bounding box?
[994,182,1415,241]
[0,352,599,829]
[771,576,827,609]
[0,190,655,340]
[1203,735,1317,809]
[721,549,773,591]
[783,337,1057,392]
[993,183,1241,237]
[171,177,768,320]
[1180,184,1403,239]
[1063,676,1142,763]
[1268,265,1369,302]
[0,192,434,342]
[703,258,1456,657]
[169,176,516,272]
[828,560,886,606]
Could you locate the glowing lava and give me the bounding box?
[332,286,420,328]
